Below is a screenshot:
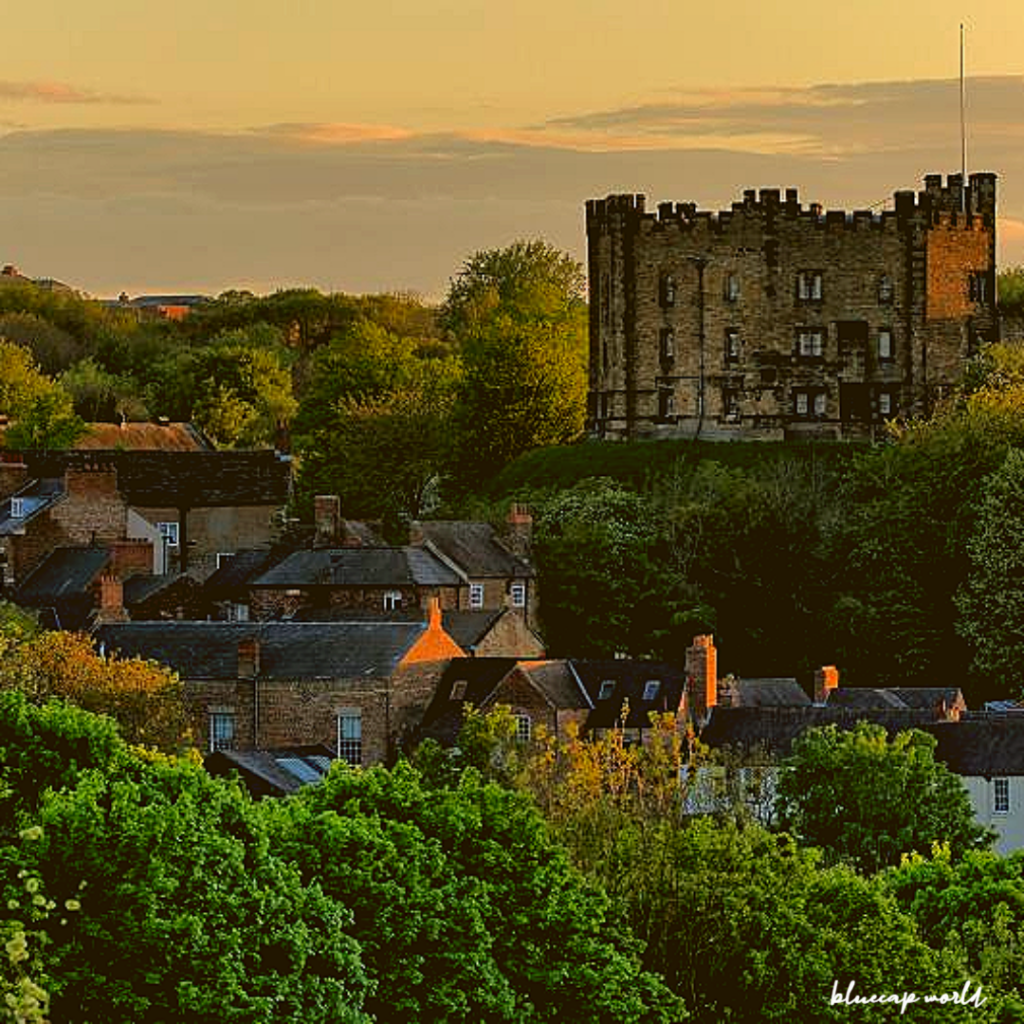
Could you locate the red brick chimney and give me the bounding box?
[814,665,839,704]
[237,637,260,679]
[685,634,717,723]
[313,495,341,548]
[94,574,127,624]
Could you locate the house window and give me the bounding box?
[157,521,179,548]
[724,273,740,302]
[450,680,468,701]
[9,497,24,519]
[469,583,485,609]
[994,777,1010,815]
[643,680,661,701]
[598,679,615,700]
[227,602,250,623]
[797,270,823,301]
[878,392,893,417]
[208,712,236,753]
[383,590,402,611]
[216,552,234,570]
[814,392,827,417]
[337,709,362,766]
[660,328,675,361]
[510,582,526,608]
[725,329,741,363]
[878,275,894,304]
[660,273,676,307]
[795,392,809,416]
[796,329,824,358]
[877,330,893,362]
[515,714,532,744]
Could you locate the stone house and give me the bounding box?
[95,600,465,766]
[587,172,997,440]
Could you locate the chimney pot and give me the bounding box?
[814,665,839,704]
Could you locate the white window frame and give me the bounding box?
[798,270,823,301]
[469,583,485,609]
[510,582,526,608]
[795,392,809,416]
[9,497,24,519]
[660,328,675,360]
[643,680,661,701]
[208,711,236,753]
[383,590,402,611]
[813,392,827,417]
[157,521,180,548]
[216,552,234,570]
[797,329,823,357]
[228,602,250,623]
[337,709,362,766]
[515,714,532,744]
[994,777,1010,815]
[725,329,741,362]
[725,273,740,302]
[878,392,892,416]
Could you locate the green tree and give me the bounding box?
[442,241,587,486]
[956,447,1024,693]
[998,265,1024,315]
[775,722,992,874]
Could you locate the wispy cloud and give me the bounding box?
[0,80,154,105]
[256,122,414,144]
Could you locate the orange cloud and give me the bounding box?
[257,122,414,145]
[0,80,152,104]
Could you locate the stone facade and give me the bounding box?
[586,172,998,440]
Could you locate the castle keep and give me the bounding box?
[585,172,997,440]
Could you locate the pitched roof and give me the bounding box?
[252,547,461,588]
[94,620,431,679]
[700,706,941,761]
[572,659,687,729]
[203,548,282,598]
[14,546,110,605]
[928,716,1024,776]
[75,422,209,452]
[21,450,291,507]
[418,658,520,745]
[0,478,64,535]
[827,687,965,711]
[417,521,532,578]
[205,745,334,797]
[726,677,811,708]
[518,660,591,711]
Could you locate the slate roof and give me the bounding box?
[0,479,63,535]
[572,660,687,730]
[827,687,965,711]
[94,621,430,679]
[15,546,110,605]
[203,548,282,598]
[700,706,941,761]
[205,745,334,797]
[122,573,185,606]
[418,658,520,746]
[252,547,461,588]
[928,716,1024,776]
[21,450,291,507]
[417,521,532,578]
[725,677,810,708]
[520,661,591,711]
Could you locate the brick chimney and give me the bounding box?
[313,495,341,548]
[94,574,127,624]
[237,637,260,679]
[814,665,839,705]
[503,503,533,561]
[0,455,29,501]
[685,634,717,724]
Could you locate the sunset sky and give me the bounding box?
[1,0,1022,297]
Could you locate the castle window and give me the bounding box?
[725,329,741,363]
[724,273,740,302]
[660,328,675,361]
[660,274,676,307]
[877,330,893,362]
[969,272,989,303]
[878,275,894,304]
[723,389,741,423]
[796,329,824,358]
[797,270,823,302]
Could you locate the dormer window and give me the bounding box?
[598,679,615,701]
[383,590,402,611]
[450,680,468,701]
[9,498,24,519]
[643,680,661,701]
